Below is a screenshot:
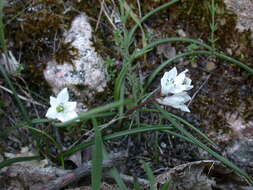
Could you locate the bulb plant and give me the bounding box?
[1,0,253,189]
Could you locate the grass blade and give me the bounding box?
[57,125,173,160]
[133,37,212,59]
[138,109,216,147]
[139,109,216,147]
[26,126,61,150]
[114,63,129,101]
[91,118,103,190]
[199,50,253,75]
[129,0,180,42]
[155,103,253,185]
[165,112,216,147]
[145,50,253,89]
[0,119,51,137]
[0,156,41,169]
[0,65,30,121]
[141,161,156,190]
[133,180,142,190]
[102,143,128,190]
[115,1,181,102]
[55,99,132,127]
[161,181,172,190]
[0,0,6,51]
[111,168,129,190]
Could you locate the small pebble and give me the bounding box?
[160,142,167,148]
[206,62,216,71]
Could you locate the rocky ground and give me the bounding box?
[0,0,253,189]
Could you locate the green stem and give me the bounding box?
[54,99,132,127]
[128,0,180,44]
[0,0,6,51]
[0,64,29,121]
[57,125,173,160]
[133,37,213,59]
[146,50,253,89]
[0,156,41,169]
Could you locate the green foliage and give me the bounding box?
[155,103,253,185]
[208,0,219,50]
[110,168,128,190]
[105,57,118,81]
[0,0,6,51]
[142,161,156,190]
[0,65,29,121]
[0,155,41,170]
[187,43,199,63]
[1,0,253,188]
[161,181,172,190]
[91,118,103,190]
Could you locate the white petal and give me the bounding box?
[161,73,171,92]
[178,105,191,112]
[161,68,177,95]
[57,111,78,122]
[174,69,188,85]
[65,111,78,120]
[171,84,193,93]
[170,85,187,94]
[161,84,174,95]
[50,96,58,107]
[156,98,169,106]
[167,67,178,79]
[63,101,77,112]
[46,107,57,119]
[185,85,193,91]
[57,88,69,103]
[156,92,191,112]
[156,96,175,107]
[162,95,183,106]
[175,92,191,102]
[163,92,190,104]
[161,68,193,95]
[56,114,67,122]
[183,77,193,91]
[184,77,192,86]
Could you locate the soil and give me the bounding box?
[1,0,253,189]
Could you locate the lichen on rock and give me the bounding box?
[224,0,253,32]
[44,14,107,100]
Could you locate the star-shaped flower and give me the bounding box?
[156,92,191,112]
[46,88,78,122]
[161,67,193,95]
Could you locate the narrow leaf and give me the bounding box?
[91,118,103,190]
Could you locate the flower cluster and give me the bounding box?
[45,67,193,122]
[46,88,78,122]
[157,67,193,112]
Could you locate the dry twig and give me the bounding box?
[0,84,45,107]
[39,152,127,190]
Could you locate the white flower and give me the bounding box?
[157,92,191,112]
[46,88,78,122]
[161,67,193,95]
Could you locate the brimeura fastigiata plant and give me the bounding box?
[46,88,78,122]
[1,0,253,189]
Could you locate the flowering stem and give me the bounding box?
[126,94,161,115]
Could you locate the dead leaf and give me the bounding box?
[155,160,253,190]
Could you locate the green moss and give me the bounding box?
[54,41,79,66]
[4,0,74,87]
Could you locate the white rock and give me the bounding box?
[224,0,253,32]
[177,29,187,37]
[44,14,107,99]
